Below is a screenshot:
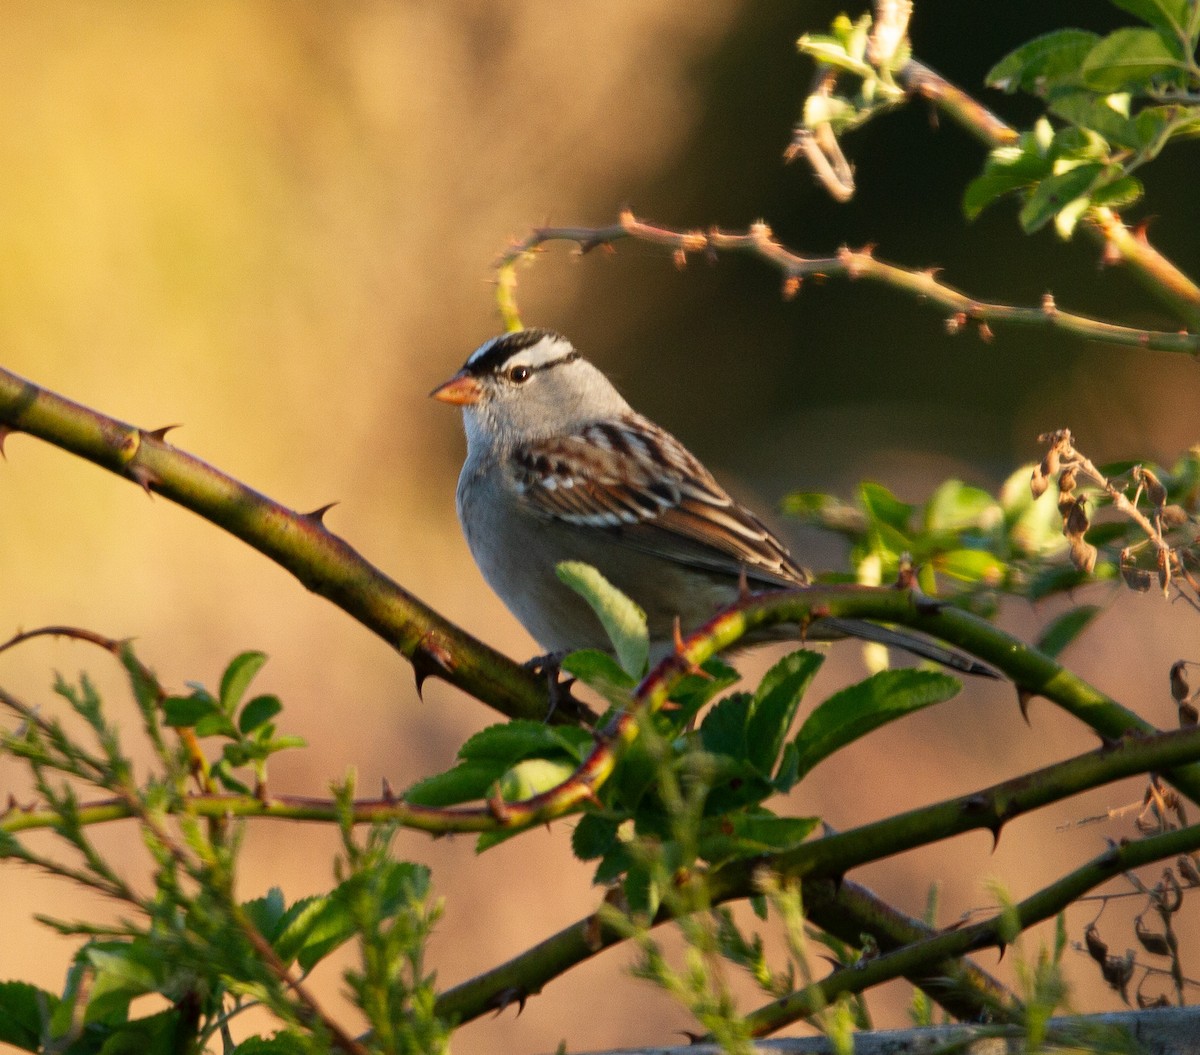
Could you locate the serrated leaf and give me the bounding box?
[459,720,587,764]
[572,812,620,861]
[1081,28,1187,92]
[285,862,429,973]
[556,562,648,678]
[1049,91,1140,147]
[1018,162,1106,234]
[232,1034,312,1055]
[219,651,268,715]
[0,981,54,1051]
[404,761,507,807]
[746,650,824,776]
[1037,605,1102,659]
[986,29,1100,94]
[242,887,289,944]
[699,693,752,759]
[238,694,282,734]
[1088,175,1143,210]
[699,813,820,868]
[791,670,961,781]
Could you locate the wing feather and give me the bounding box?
[510,415,807,587]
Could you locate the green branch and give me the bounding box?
[0,365,593,726]
[434,714,1200,1026]
[739,823,1200,1038]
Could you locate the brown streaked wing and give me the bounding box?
[510,415,808,587]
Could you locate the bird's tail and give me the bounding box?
[819,616,998,678]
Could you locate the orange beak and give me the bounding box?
[429,370,482,406]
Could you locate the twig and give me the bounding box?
[896,59,1200,330]
[494,211,1200,353]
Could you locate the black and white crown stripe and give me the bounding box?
[463,328,579,377]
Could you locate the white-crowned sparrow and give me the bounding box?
[432,329,991,675]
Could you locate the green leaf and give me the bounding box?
[791,670,961,781]
[556,562,649,678]
[1036,605,1103,659]
[284,862,429,973]
[219,651,268,715]
[987,29,1100,94]
[403,760,507,807]
[963,147,1048,219]
[859,482,913,534]
[241,887,289,944]
[746,650,824,776]
[238,694,282,734]
[923,480,1001,534]
[560,649,636,709]
[1109,0,1192,38]
[1018,162,1106,234]
[934,549,1006,584]
[161,695,217,728]
[572,812,620,861]
[780,491,866,535]
[193,712,239,739]
[232,1034,312,1055]
[1081,28,1187,92]
[459,720,590,764]
[699,693,752,760]
[0,981,54,1051]
[699,812,820,868]
[497,757,577,801]
[1049,91,1140,148]
[94,1009,184,1055]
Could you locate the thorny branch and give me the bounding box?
[493,211,1200,353]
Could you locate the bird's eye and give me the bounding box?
[507,364,532,384]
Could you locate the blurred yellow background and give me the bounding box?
[1,3,1198,1053]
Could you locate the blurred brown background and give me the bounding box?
[1,3,1199,1053]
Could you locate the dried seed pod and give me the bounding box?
[1058,464,1077,494]
[1120,563,1153,592]
[1064,494,1090,538]
[1161,504,1189,528]
[1084,923,1108,963]
[1170,661,1190,702]
[1135,466,1168,507]
[1069,537,1098,574]
[1135,914,1172,957]
[1177,854,1200,887]
[1100,949,1135,1003]
[1031,464,1050,499]
[1181,701,1198,728]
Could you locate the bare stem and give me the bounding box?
[495,211,1200,353]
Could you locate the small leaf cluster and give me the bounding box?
[783,469,1067,617]
[797,12,909,136]
[407,565,962,923]
[967,0,1200,235]
[163,650,305,793]
[0,647,449,1054]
